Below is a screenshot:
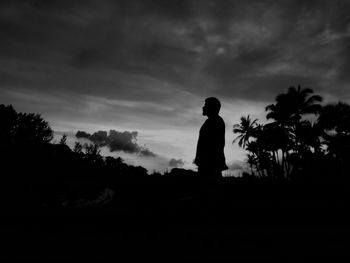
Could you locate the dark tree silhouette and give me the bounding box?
[266,85,323,125]
[318,102,350,136]
[259,123,291,178]
[84,143,102,166]
[73,141,83,154]
[0,104,160,210]
[265,85,323,178]
[233,115,258,149]
[16,112,53,144]
[317,102,350,176]
[234,86,324,180]
[0,104,17,143]
[59,134,68,145]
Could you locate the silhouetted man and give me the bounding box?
[195,97,228,178]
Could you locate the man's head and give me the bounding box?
[202,97,221,117]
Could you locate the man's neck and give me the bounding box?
[207,114,219,119]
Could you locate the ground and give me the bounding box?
[2,178,350,261]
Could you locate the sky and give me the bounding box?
[1,0,350,174]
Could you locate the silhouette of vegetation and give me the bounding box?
[0,104,158,210]
[2,95,350,261]
[2,87,350,221]
[233,85,350,183]
[233,115,258,149]
[59,134,68,145]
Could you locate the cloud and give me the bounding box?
[2,0,350,104]
[2,0,350,111]
[76,129,156,157]
[168,158,185,168]
[76,130,91,139]
[227,160,247,172]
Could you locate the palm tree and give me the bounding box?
[318,102,350,159]
[233,115,258,149]
[260,123,292,177]
[265,85,323,178]
[293,120,323,154]
[315,102,350,179]
[266,85,323,125]
[288,85,323,120]
[245,138,273,178]
[318,102,350,135]
[234,86,323,180]
[246,153,256,176]
[246,141,263,177]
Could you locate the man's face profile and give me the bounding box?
[202,97,221,117]
[202,102,209,116]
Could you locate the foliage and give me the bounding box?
[233,85,350,182]
[0,104,53,146]
[59,134,68,145]
[0,104,156,209]
[233,115,258,148]
[16,112,54,144]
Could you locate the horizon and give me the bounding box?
[1,0,350,173]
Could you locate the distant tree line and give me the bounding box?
[0,104,150,175]
[0,104,199,208]
[0,104,157,208]
[233,85,350,183]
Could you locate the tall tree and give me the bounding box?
[0,104,18,146]
[233,115,258,149]
[16,112,53,144]
[59,134,68,145]
[318,102,350,160]
[265,85,323,178]
[266,85,323,125]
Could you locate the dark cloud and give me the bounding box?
[168,158,185,168]
[76,130,91,139]
[114,0,194,19]
[76,129,156,157]
[1,0,350,105]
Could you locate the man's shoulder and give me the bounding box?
[213,115,225,126]
[204,116,225,131]
[217,115,225,122]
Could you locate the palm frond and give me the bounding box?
[304,95,323,106]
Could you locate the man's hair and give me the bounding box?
[205,97,221,114]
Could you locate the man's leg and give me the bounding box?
[198,167,222,224]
